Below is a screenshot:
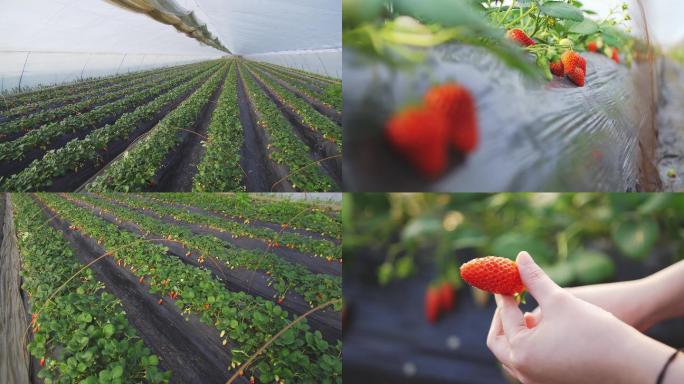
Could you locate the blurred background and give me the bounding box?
[343,193,684,383]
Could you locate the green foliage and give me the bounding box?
[346,193,684,286]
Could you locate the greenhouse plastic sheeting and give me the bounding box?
[343,44,650,192]
[656,58,684,191]
[246,49,342,79]
[0,0,341,90]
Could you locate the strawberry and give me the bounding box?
[561,50,582,75]
[611,48,619,64]
[460,256,525,295]
[157,299,163,305]
[577,55,586,73]
[39,357,46,367]
[567,67,585,87]
[506,29,536,46]
[425,285,442,323]
[549,60,564,77]
[385,105,449,178]
[587,41,598,53]
[438,281,455,312]
[424,83,478,153]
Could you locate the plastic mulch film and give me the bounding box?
[656,58,684,191]
[343,43,653,192]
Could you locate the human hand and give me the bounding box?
[487,251,677,384]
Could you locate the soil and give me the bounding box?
[154,69,227,191]
[62,194,341,343]
[245,68,342,187]
[34,196,243,384]
[236,66,295,192]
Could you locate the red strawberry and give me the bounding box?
[460,256,525,295]
[611,48,619,64]
[549,60,564,77]
[385,105,449,178]
[561,51,581,75]
[567,67,585,87]
[506,29,536,46]
[424,83,478,153]
[438,281,455,312]
[157,299,163,305]
[39,357,45,367]
[577,55,586,73]
[587,41,598,52]
[425,285,442,323]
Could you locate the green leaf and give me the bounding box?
[540,1,584,21]
[111,365,123,379]
[401,216,442,242]
[569,19,599,35]
[612,218,659,260]
[569,250,614,284]
[544,262,575,286]
[491,232,553,264]
[103,324,115,338]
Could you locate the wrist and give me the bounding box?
[641,271,684,326]
[616,329,678,384]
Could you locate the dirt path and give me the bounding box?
[236,67,273,191]
[0,195,31,384]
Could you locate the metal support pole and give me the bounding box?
[116,53,127,74]
[315,53,329,77]
[17,51,31,91]
[80,54,91,80]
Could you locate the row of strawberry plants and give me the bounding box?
[146,192,342,239]
[71,192,341,308]
[258,61,341,86]
[1,62,203,121]
[1,62,219,191]
[192,62,245,192]
[0,62,222,163]
[11,194,168,383]
[38,193,342,383]
[0,61,211,112]
[252,62,342,112]
[239,64,336,192]
[101,192,341,261]
[84,64,228,192]
[0,63,206,137]
[245,63,342,152]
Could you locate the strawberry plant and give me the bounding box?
[252,62,342,112]
[150,192,342,238]
[238,62,337,191]
[193,63,246,192]
[36,193,342,383]
[85,64,228,191]
[0,63,221,163]
[12,194,168,383]
[70,192,341,308]
[2,65,218,191]
[245,63,342,152]
[103,192,342,260]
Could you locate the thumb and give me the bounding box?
[516,251,562,307]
